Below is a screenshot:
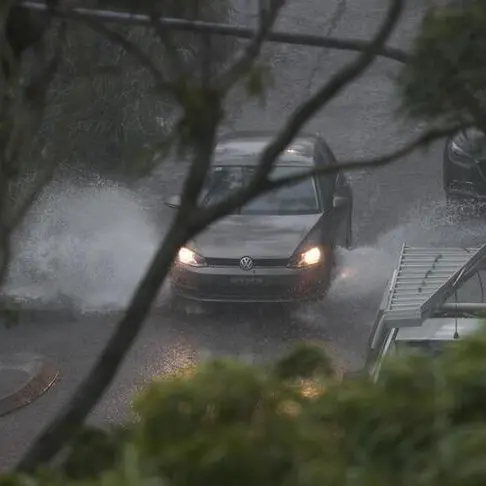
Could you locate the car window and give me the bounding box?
[200,165,321,215]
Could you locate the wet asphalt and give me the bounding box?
[2,0,486,472]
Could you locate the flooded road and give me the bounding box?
[2,0,485,471]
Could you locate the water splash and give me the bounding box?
[3,178,162,312]
[330,199,486,304]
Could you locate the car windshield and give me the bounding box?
[455,128,486,158]
[200,165,321,215]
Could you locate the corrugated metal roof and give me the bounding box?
[381,244,482,327]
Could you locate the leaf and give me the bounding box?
[398,0,486,125]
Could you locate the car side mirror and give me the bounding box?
[165,195,181,209]
[333,195,347,209]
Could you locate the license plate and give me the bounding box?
[229,276,264,285]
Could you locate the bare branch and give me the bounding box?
[14,0,404,473]
[21,1,409,64]
[189,123,466,234]
[16,209,190,472]
[147,1,187,79]
[245,0,404,191]
[218,0,285,91]
[261,125,468,197]
[178,104,220,214]
[16,12,224,468]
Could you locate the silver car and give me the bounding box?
[166,131,353,304]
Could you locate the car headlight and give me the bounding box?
[289,246,322,268]
[177,247,206,267]
[449,141,477,168]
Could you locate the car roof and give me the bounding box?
[395,317,482,342]
[214,131,320,167]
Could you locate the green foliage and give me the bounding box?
[398,0,486,128]
[7,333,486,485]
[272,341,333,380]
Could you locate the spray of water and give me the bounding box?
[3,178,162,312]
[4,183,486,317]
[330,199,486,304]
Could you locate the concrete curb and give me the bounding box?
[0,353,60,417]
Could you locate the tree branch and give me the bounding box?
[15,0,404,472]
[245,0,404,189]
[16,209,189,472]
[218,0,286,91]
[260,125,468,195]
[147,1,187,79]
[16,27,222,467]
[189,123,466,234]
[21,1,410,64]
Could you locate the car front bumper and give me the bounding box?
[170,263,329,303]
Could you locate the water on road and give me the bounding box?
[2,0,485,471]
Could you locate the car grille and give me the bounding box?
[205,257,289,267]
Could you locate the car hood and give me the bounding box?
[191,214,322,259]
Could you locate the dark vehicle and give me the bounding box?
[443,127,486,209]
[166,131,353,304]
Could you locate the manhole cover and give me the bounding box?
[0,353,60,417]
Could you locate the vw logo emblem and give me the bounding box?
[239,256,254,271]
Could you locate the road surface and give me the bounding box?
[2,0,486,472]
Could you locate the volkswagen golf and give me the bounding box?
[166,131,353,304]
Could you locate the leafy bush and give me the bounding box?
[5,331,486,485]
[399,0,486,129]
